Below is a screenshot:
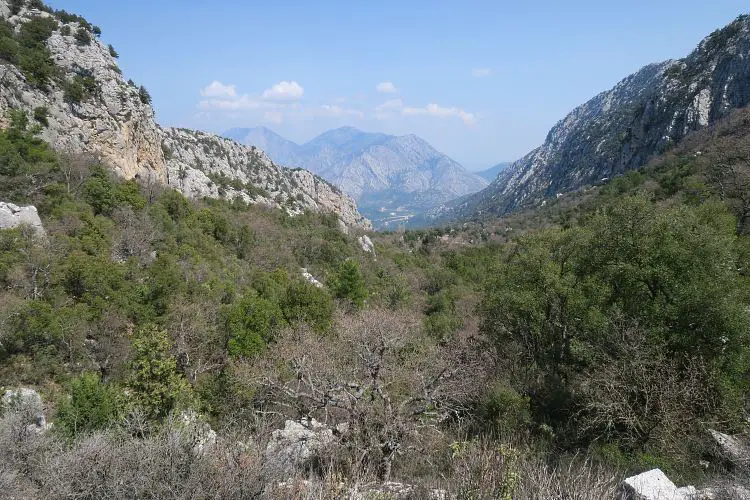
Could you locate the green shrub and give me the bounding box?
[128,325,193,419]
[60,25,71,36]
[138,85,152,105]
[226,294,286,357]
[56,373,122,439]
[33,106,48,126]
[74,26,91,46]
[331,259,368,308]
[282,280,334,333]
[107,43,118,58]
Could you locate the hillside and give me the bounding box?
[475,161,511,182]
[226,126,487,228]
[442,14,750,221]
[0,1,369,228]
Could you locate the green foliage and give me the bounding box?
[138,85,152,105]
[479,195,750,453]
[63,74,98,104]
[59,24,71,36]
[9,0,25,15]
[480,382,532,435]
[32,106,48,126]
[74,26,91,46]
[226,293,286,357]
[107,43,118,58]
[282,279,334,333]
[56,373,121,439]
[18,16,57,48]
[128,325,193,418]
[331,259,368,308]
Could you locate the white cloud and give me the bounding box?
[199,94,266,111]
[376,81,399,94]
[200,80,237,98]
[471,68,492,78]
[317,104,364,119]
[262,81,305,101]
[402,103,476,125]
[263,111,284,124]
[374,98,404,112]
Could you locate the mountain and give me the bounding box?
[225,126,488,228]
[0,1,369,229]
[223,126,301,167]
[475,162,511,182]
[442,14,750,221]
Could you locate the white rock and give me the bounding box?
[622,469,696,500]
[359,234,375,254]
[2,388,50,432]
[264,419,335,472]
[0,202,45,237]
[301,268,324,288]
[710,429,750,466]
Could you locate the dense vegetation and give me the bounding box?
[0,3,749,490]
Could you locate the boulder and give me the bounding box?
[177,410,217,456]
[622,469,697,500]
[359,235,375,255]
[710,429,750,466]
[2,388,50,433]
[264,418,335,473]
[0,202,45,237]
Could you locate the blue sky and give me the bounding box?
[47,1,747,170]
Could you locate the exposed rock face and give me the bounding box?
[2,388,50,433]
[622,469,697,500]
[161,128,369,228]
[300,268,324,288]
[0,4,164,182]
[710,429,750,466]
[264,419,336,473]
[0,1,369,229]
[226,126,487,228]
[0,202,44,236]
[444,15,750,220]
[359,234,375,255]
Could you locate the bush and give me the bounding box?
[138,85,152,105]
[128,325,193,419]
[32,106,48,126]
[331,259,368,308]
[56,373,122,439]
[74,26,91,46]
[226,294,286,357]
[108,43,118,58]
[60,24,71,36]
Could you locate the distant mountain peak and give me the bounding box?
[228,126,488,228]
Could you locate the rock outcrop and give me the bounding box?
[622,469,697,500]
[443,14,750,221]
[0,202,45,236]
[2,387,50,433]
[264,419,336,473]
[0,1,370,229]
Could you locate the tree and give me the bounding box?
[128,325,193,419]
[331,259,368,308]
[74,26,91,46]
[138,85,152,105]
[56,373,121,439]
[225,293,285,357]
[107,43,118,58]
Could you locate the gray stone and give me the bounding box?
[623,469,697,500]
[0,202,45,237]
[2,388,50,432]
[300,268,324,288]
[710,429,750,466]
[359,234,375,254]
[264,418,335,473]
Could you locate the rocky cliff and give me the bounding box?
[0,0,369,229]
[444,14,750,220]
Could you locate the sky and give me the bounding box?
[46,1,748,171]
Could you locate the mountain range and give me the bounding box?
[475,162,511,182]
[224,126,488,228]
[440,14,750,222]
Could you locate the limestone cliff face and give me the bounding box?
[443,14,750,220]
[0,2,165,182]
[0,0,369,229]
[162,128,370,228]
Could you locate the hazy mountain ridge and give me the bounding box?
[0,1,369,228]
[442,14,750,220]
[226,126,488,227]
